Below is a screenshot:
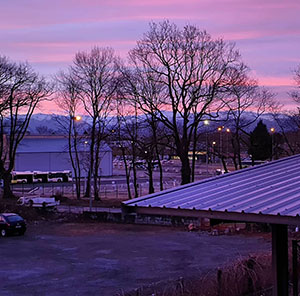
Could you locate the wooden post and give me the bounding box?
[272,224,288,296]
[292,240,299,296]
[217,268,222,296]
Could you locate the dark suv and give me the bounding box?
[0,213,26,237]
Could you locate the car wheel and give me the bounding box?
[29,200,33,207]
[18,230,25,236]
[57,179,62,182]
[1,229,7,237]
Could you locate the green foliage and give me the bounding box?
[248,120,272,161]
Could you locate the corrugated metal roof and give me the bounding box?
[17,137,112,153]
[124,155,300,224]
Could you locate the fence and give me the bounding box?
[11,180,181,200]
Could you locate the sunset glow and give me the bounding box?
[1,0,300,111]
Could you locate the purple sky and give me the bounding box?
[1,0,300,112]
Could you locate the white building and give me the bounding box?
[15,136,113,177]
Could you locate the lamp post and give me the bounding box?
[217,126,224,168]
[82,140,92,210]
[71,115,82,200]
[212,141,216,163]
[270,127,275,161]
[226,128,230,159]
[204,120,209,176]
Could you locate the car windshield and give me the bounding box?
[6,215,23,222]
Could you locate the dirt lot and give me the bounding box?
[0,222,270,296]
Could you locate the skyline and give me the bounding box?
[1,0,300,112]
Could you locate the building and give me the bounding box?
[15,135,113,177]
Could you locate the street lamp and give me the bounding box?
[82,140,91,210]
[217,126,224,168]
[204,120,209,175]
[72,115,82,121]
[226,128,230,158]
[270,127,275,160]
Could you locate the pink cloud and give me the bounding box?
[259,76,294,87]
[0,0,299,112]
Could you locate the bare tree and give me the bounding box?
[269,65,300,156]
[0,56,52,197]
[118,61,166,191]
[115,98,134,199]
[55,71,83,199]
[70,47,118,200]
[0,56,15,112]
[291,64,300,109]
[223,64,275,169]
[128,21,243,184]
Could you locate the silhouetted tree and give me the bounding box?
[248,120,272,161]
[55,70,84,199]
[66,47,118,201]
[0,56,52,197]
[127,21,244,185]
[223,63,275,169]
[291,64,300,109]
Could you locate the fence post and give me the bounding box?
[293,240,299,296]
[217,268,222,296]
[246,257,255,294]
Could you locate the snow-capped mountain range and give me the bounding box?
[25,112,297,135]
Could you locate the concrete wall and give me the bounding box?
[15,151,113,177]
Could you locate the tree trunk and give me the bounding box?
[93,141,101,201]
[157,156,164,191]
[221,157,228,173]
[85,170,91,197]
[180,154,191,185]
[147,162,154,194]
[68,121,81,200]
[73,168,81,200]
[237,135,243,169]
[152,121,163,191]
[121,147,132,199]
[132,164,138,198]
[2,172,13,198]
[85,122,96,199]
[93,174,99,201]
[191,129,198,182]
[231,136,238,170]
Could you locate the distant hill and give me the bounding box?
[26,112,296,135]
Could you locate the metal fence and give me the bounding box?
[11,180,181,200]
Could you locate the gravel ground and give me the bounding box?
[0,222,270,296]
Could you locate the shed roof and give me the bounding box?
[17,136,112,153]
[124,154,300,225]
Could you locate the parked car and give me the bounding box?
[17,196,60,208]
[215,169,230,175]
[0,213,26,237]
